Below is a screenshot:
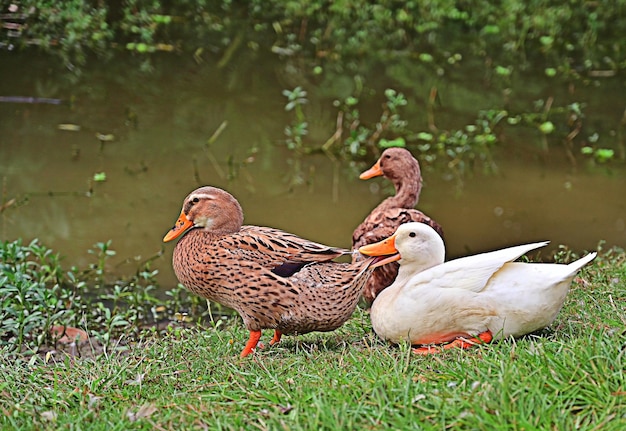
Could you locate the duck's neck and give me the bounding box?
[376,174,421,212]
[395,261,429,282]
[395,176,420,207]
[394,247,443,285]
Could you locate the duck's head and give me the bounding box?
[359,147,422,189]
[358,222,444,270]
[163,186,244,242]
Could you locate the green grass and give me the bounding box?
[1,250,625,430]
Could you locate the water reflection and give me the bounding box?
[1,54,624,289]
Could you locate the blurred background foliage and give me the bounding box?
[2,1,624,80]
[1,0,625,172]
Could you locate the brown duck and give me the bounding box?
[163,186,377,357]
[352,147,444,305]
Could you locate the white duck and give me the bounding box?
[358,222,596,354]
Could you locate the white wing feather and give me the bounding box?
[403,241,550,294]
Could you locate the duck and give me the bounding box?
[358,222,596,354]
[352,147,444,306]
[163,186,378,357]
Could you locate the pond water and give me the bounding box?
[1,52,624,289]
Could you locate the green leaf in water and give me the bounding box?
[495,65,512,76]
[93,172,107,182]
[345,96,358,106]
[507,116,521,125]
[545,68,557,77]
[416,132,434,141]
[418,53,434,63]
[482,25,500,35]
[379,137,406,148]
[595,148,614,163]
[539,121,555,134]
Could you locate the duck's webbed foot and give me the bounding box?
[412,330,493,355]
[269,330,282,346]
[240,330,262,357]
[240,330,284,357]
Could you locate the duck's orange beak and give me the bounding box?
[163,211,194,242]
[358,233,400,268]
[359,158,383,179]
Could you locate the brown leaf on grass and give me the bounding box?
[127,403,157,422]
[50,326,88,344]
[88,393,104,409]
[124,373,146,386]
[40,411,57,422]
[279,404,294,415]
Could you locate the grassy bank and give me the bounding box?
[1,245,624,429]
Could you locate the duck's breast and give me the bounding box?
[370,283,496,345]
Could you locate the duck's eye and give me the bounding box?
[192,197,199,204]
[409,232,416,238]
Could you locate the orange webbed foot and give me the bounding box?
[412,330,493,355]
[412,345,443,355]
[269,330,282,346]
[240,330,262,357]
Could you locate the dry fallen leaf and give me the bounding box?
[88,393,103,409]
[124,373,146,386]
[41,411,57,422]
[279,404,293,415]
[127,403,157,422]
[50,326,88,344]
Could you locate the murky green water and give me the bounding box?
[1,52,624,288]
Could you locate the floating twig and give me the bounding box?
[0,198,15,213]
[203,121,228,179]
[0,96,63,104]
[427,87,439,133]
[57,124,81,131]
[217,31,245,69]
[206,120,228,146]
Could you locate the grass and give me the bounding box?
[0,247,625,430]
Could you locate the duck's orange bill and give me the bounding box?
[359,159,383,180]
[163,211,194,242]
[358,234,401,268]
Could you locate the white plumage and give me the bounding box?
[359,222,596,348]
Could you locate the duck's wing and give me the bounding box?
[406,241,550,293]
[225,226,348,273]
[290,258,375,289]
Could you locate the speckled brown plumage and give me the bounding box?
[352,147,444,305]
[163,186,376,357]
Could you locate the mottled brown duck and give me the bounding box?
[163,186,378,357]
[352,147,444,305]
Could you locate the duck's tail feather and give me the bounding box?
[567,252,597,274]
